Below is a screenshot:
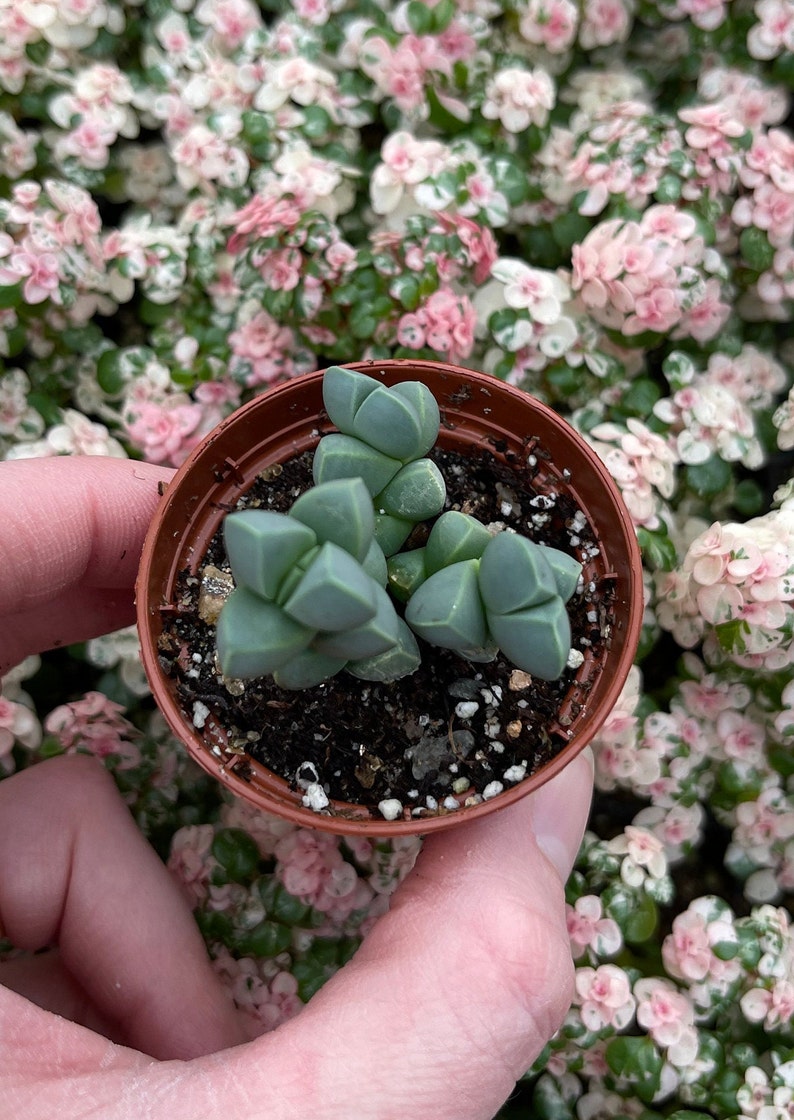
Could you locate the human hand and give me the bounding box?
[0,455,593,1120]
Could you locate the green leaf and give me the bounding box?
[313,433,402,497]
[211,828,261,882]
[0,281,23,309]
[605,1037,663,1104]
[405,0,434,33]
[478,532,558,614]
[405,559,488,652]
[237,919,292,958]
[224,510,317,601]
[624,892,658,944]
[424,511,492,575]
[740,227,775,272]
[290,477,375,563]
[283,542,378,631]
[216,589,314,679]
[684,455,732,498]
[637,527,678,572]
[376,458,446,521]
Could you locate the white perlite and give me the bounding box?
[567,647,585,669]
[503,762,528,783]
[482,780,504,800]
[455,700,479,719]
[378,798,403,821]
[302,782,329,811]
[192,701,210,729]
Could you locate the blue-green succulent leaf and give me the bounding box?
[424,510,493,575]
[224,510,316,601]
[313,584,402,659]
[289,477,374,563]
[312,433,402,496]
[352,384,427,461]
[404,559,488,651]
[373,511,413,557]
[387,547,427,602]
[478,532,557,614]
[216,588,313,679]
[323,365,380,433]
[346,619,421,682]
[273,648,348,690]
[539,545,582,602]
[283,542,378,631]
[376,458,446,521]
[456,641,499,663]
[486,598,571,680]
[390,381,440,458]
[362,538,388,586]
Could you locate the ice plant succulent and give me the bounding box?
[314,365,446,556]
[216,368,583,688]
[217,477,420,689]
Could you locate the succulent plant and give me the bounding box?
[401,512,582,680]
[216,477,420,689]
[313,366,446,556]
[215,367,584,688]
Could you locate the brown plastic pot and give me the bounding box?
[137,359,643,836]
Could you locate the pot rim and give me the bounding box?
[136,359,643,835]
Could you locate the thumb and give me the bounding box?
[173,750,593,1120]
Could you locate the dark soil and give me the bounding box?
[157,446,613,823]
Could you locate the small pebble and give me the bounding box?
[378,798,403,821]
[192,701,209,729]
[567,648,585,669]
[509,669,533,691]
[302,783,329,811]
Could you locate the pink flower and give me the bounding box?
[228,309,299,388]
[168,823,217,907]
[575,963,636,1031]
[482,66,556,133]
[634,977,698,1065]
[567,896,622,958]
[519,0,578,52]
[124,397,204,466]
[44,690,141,770]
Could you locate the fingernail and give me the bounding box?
[530,749,593,881]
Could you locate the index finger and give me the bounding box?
[0,456,172,672]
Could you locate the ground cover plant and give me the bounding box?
[1,0,793,1116]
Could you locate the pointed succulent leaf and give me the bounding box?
[375,458,446,521]
[387,547,427,603]
[216,588,313,680]
[283,542,378,631]
[478,532,557,615]
[404,559,488,652]
[352,384,428,461]
[224,510,316,601]
[289,477,374,563]
[322,365,380,433]
[313,584,403,659]
[346,619,421,682]
[273,648,348,690]
[424,510,493,575]
[539,544,582,602]
[486,597,571,681]
[390,381,440,458]
[275,544,320,606]
[312,433,401,496]
[373,511,413,557]
[362,538,388,586]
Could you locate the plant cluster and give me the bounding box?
[1,0,794,1116]
[217,366,581,687]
